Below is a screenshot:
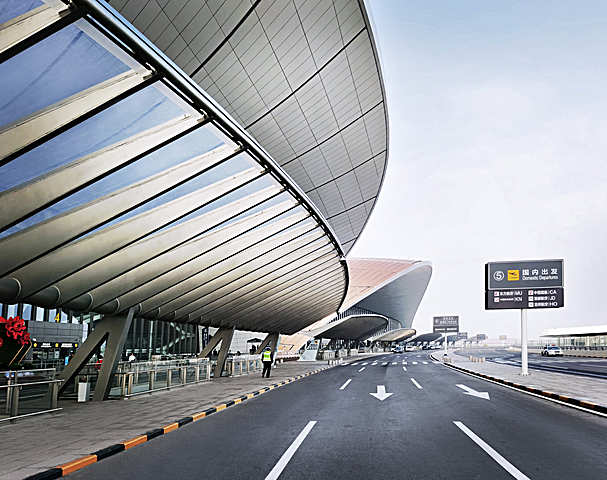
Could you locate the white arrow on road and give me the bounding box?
[457,384,490,400]
[369,385,393,401]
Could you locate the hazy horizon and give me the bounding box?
[353,1,607,340]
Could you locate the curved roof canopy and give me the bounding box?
[310,313,387,340]
[371,328,416,343]
[110,0,389,253]
[0,0,347,335]
[408,333,442,344]
[343,258,432,329]
[296,258,432,343]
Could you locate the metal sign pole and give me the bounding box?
[520,308,529,376]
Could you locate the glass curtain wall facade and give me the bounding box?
[0,302,201,365]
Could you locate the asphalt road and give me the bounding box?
[71,351,607,479]
[467,348,607,378]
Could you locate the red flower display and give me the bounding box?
[0,316,30,347]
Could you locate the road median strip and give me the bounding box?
[433,354,607,416]
[25,365,332,480]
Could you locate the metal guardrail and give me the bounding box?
[1,369,61,423]
[224,355,263,377]
[108,358,211,398]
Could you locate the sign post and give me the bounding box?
[485,259,563,376]
[520,309,528,375]
[433,316,459,358]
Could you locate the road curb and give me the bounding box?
[24,365,332,479]
[432,353,607,416]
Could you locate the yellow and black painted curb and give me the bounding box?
[25,366,332,479]
[434,354,607,416]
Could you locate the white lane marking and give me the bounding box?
[352,362,359,366]
[369,385,393,401]
[422,361,428,365]
[358,367,366,372]
[265,421,317,480]
[453,421,530,480]
[372,362,378,365]
[412,361,418,365]
[403,361,408,365]
[392,362,397,365]
[402,366,407,372]
[382,362,388,366]
[410,378,423,389]
[433,361,440,364]
[362,362,368,366]
[339,379,352,390]
[456,384,490,400]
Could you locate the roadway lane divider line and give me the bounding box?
[24,366,336,480]
[422,361,428,365]
[358,367,366,372]
[432,353,607,418]
[410,378,423,389]
[402,366,407,372]
[265,421,317,480]
[453,421,530,480]
[339,379,352,390]
[412,361,418,365]
[392,362,397,365]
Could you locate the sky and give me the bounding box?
[352,1,607,340]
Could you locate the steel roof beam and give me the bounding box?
[2,171,272,303]
[249,280,345,329]
[86,200,302,311]
[124,216,316,316]
[147,224,325,318]
[175,247,337,322]
[0,114,209,232]
[236,284,345,333]
[205,261,343,326]
[259,270,346,324]
[0,1,80,62]
[208,253,341,321]
[49,184,281,308]
[0,69,156,165]
[0,143,238,275]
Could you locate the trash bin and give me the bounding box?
[77,377,90,402]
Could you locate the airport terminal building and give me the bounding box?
[0,0,431,396]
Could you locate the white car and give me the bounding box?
[541,346,563,357]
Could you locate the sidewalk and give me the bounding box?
[434,351,607,410]
[1,360,333,479]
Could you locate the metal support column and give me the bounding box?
[58,308,135,401]
[198,327,235,378]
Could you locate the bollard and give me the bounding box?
[181,367,187,385]
[120,373,127,396]
[49,381,59,410]
[195,365,200,383]
[167,369,172,389]
[9,385,20,420]
[127,372,134,395]
[134,365,139,385]
[149,370,156,391]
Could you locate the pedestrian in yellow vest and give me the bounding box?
[261,346,273,378]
